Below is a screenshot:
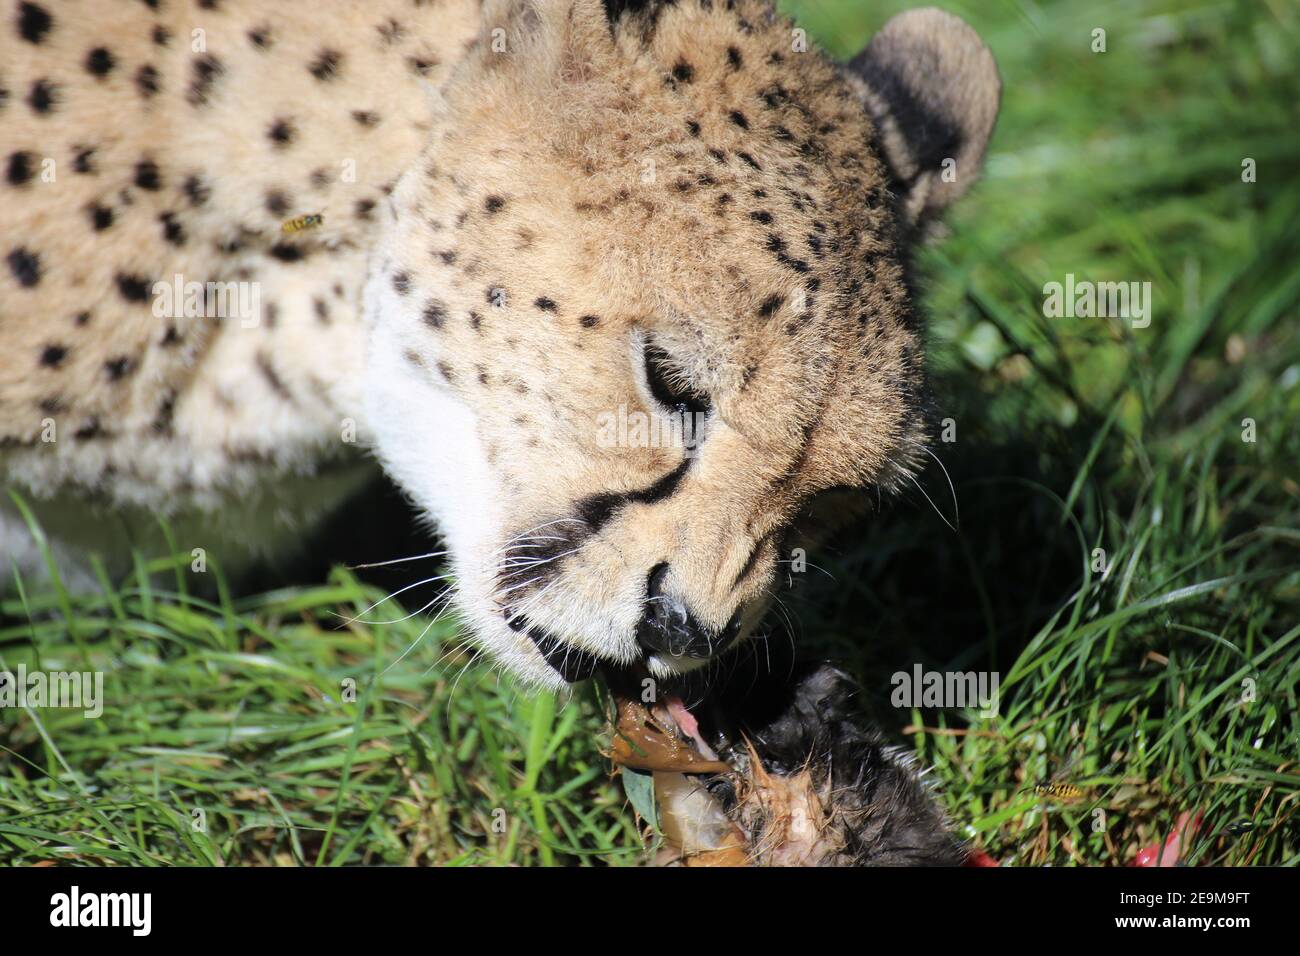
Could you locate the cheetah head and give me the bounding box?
[364,0,999,690]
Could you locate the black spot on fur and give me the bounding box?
[72,146,96,173]
[686,120,700,136]
[188,55,224,105]
[6,151,33,186]
[579,314,600,328]
[672,60,694,83]
[248,26,272,49]
[484,195,506,214]
[7,247,40,287]
[105,356,134,380]
[750,210,772,224]
[74,417,103,441]
[758,293,783,318]
[354,198,376,221]
[766,234,811,274]
[729,110,748,130]
[17,3,52,44]
[422,300,446,329]
[40,344,66,367]
[159,212,185,245]
[135,64,160,97]
[151,24,170,46]
[115,272,151,302]
[727,45,742,69]
[134,160,161,191]
[392,271,411,295]
[269,243,304,263]
[268,117,296,147]
[153,392,176,433]
[534,297,557,313]
[184,174,210,207]
[351,110,379,128]
[265,190,291,217]
[89,203,114,230]
[308,49,342,81]
[27,78,57,114]
[85,47,115,77]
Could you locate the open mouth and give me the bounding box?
[509,615,599,682]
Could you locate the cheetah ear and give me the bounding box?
[847,8,1001,230]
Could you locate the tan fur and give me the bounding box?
[0,0,480,501]
[0,0,998,685]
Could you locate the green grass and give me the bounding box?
[3,0,1299,866]
[0,558,640,866]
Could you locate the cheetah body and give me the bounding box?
[0,0,999,688]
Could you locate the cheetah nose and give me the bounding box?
[636,563,738,660]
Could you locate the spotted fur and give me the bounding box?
[1,0,999,690]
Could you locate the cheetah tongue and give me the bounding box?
[665,696,721,762]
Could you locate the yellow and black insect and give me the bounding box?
[1021,752,1105,803]
[281,213,324,234]
[1028,780,1086,802]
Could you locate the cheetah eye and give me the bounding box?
[643,342,711,417]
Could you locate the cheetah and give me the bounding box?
[1,0,998,695]
[2,0,1000,866]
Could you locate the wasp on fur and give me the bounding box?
[281,213,324,234]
